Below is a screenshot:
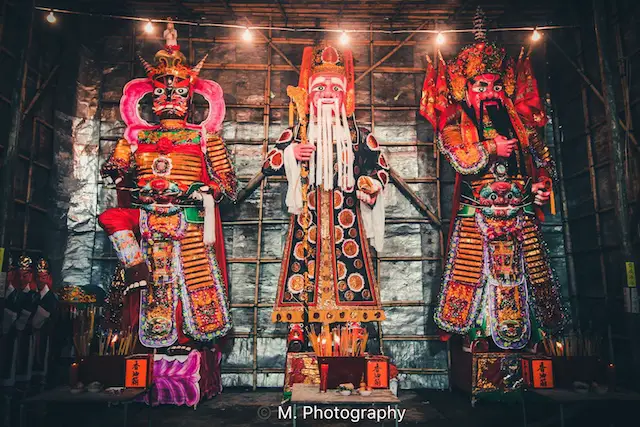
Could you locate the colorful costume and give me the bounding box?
[264,45,388,327]
[98,27,234,349]
[423,26,566,349]
[1,256,39,385]
[31,258,58,379]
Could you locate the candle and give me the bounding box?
[607,363,616,391]
[320,364,329,392]
[69,362,79,386]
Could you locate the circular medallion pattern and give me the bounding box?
[308,225,317,244]
[337,261,347,280]
[342,239,359,258]
[287,274,305,294]
[152,156,173,177]
[338,209,355,228]
[347,273,365,292]
[293,242,305,260]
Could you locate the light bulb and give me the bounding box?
[436,32,445,45]
[339,31,349,46]
[242,28,252,42]
[46,11,56,24]
[531,29,542,42]
[144,20,154,34]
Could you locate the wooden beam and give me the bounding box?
[273,0,288,24]
[218,0,236,20]
[354,21,428,83]
[388,0,408,25]
[443,0,475,24]
[548,34,638,150]
[389,167,441,227]
[235,169,441,228]
[236,171,265,204]
[21,64,61,121]
[0,0,33,253]
[244,17,300,74]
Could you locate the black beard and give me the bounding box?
[463,98,526,177]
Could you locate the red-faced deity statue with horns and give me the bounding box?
[98,23,235,351]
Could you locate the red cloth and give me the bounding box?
[103,206,230,345]
[98,208,141,235]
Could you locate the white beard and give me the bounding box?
[307,99,354,191]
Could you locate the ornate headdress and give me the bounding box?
[120,22,225,146]
[447,7,514,101]
[297,45,356,115]
[420,6,545,130]
[138,47,207,82]
[18,255,33,271]
[36,258,50,273]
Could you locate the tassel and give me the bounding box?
[549,186,556,216]
[289,101,294,127]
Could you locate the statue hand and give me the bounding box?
[293,143,315,161]
[356,190,378,205]
[532,181,551,206]
[494,135,517,158]
[101,164,125,187]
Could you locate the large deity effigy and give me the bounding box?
[98,24,235,351]
[423,12,567,351]
[264,45,389,348]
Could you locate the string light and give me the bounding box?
[436,32,445,45]
[531,28,542,42]
[339,30,349,46]
[242,27,253,41]
[144,20,154,34]
[46,10,56,24]
[33,6,573,36]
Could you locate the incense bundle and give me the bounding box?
[541,331,602,357]
[97,328,137,356]
[307,324,369,357]
[72,306,97,357]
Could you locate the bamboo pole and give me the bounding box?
[571,18,613,361]
[389,168,441,227]
[547,35,638,151]
[0,0,34,253]
[355,21,429,83]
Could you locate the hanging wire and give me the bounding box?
[35,6,574,35]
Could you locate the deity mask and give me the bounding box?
[308,73,347,116]
[466,73,507,118]
[121,29,225,149]
[298,45,355,117]
[139,48,206,120]
[151,73,192,119]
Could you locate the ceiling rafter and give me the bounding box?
[218,0,237,21]
[273,0,288,24]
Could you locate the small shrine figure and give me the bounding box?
[263,45,388,348]
[163,19,178,48]
[1,256,19,386]
[98,23,234,351]
[31,258,58,381]
[423,9,567,350]
[12,255,39,384]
